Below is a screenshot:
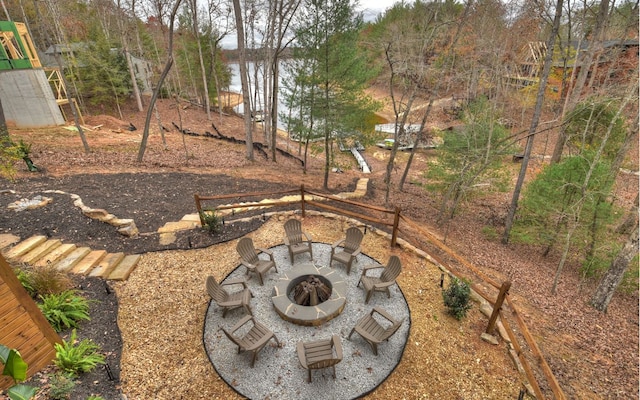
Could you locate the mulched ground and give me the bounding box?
[0,173,301,254]
[0,173,312,399]
[3,95,638,399]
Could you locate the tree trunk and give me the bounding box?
[137,0,182,162]
[190,0,211,120]
[232,0,253,160]
[124,47,144,112]
[591,225,639,312]
[399,99,433,191]
[617,193,639,235]
[502,0,564,244]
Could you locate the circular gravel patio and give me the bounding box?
[203,242,411,400]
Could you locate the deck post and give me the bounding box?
[194,194,204,225]
[390,207,401,247]
[486,281,511,335]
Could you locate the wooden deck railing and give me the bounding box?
[194,184,566,400]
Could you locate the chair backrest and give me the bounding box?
[380,256,402,283]
[206,276,228,303]
[343,227,363,253]
[284,219,303,245]
[237,237,259,264]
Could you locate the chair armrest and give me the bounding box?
[222,277,248,288]
[351,248,361,257]
[331,238,345,249]
[331,335,343,360]
[361,264,383,276]
[372,307,396,324]
[302,231,313,242]
[230,315,253,333]
[257,247,274,260]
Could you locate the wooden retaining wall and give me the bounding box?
[0,253,61,389]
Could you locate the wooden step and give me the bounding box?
[19,239,62,265]
[89,252,124,278]
[54,247,91,272]
[108,254,142,281]
[3,236,47,260]
[34,244,77,267]
[0,234,20,251]
[72,250,107,275]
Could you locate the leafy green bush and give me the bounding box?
[0,344,38,400]
[47,372,76,400]
[442,277,473,320]
[38,290,91,332]
[54,330,105,376]
[200,209,222,233]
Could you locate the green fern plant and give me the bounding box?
[54,330,105,376]
[442,277,473,320]
[38,290,91,332]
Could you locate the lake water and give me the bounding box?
[227,61,290,130]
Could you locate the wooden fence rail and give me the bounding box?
[194,184,566,400]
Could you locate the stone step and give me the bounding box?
[181,213,201,223]
[19,239,62,265]
[3,235,47,260]
[89,252,125,278]
[72,250,107,275]
[54,247,92,273]
[108,254,142,281]
[157,220,199,233]
[34,244,77,268]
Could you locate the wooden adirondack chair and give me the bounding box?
[348,307,404,355]
[283,219,313,262]
[329,227,363,274]
[205,275,252,317]
[236,237,277,285]
[358,255,402,304]
[296,335,343,383]
[222,315,280,367]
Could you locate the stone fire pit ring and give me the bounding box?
[272,262,346,326]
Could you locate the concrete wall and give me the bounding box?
[0,69,65,128]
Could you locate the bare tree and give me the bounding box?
[502,0,564,244]
[188,0,211,120]
[262,0,301,161]
[116,0,144,112]
[550,0,611,163]
[137,0,183,162]
[232,0,254,160]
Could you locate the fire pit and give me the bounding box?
[272,263,346,326]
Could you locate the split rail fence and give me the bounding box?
[195,185,566,400]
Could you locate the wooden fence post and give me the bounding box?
[486,280,511,335]
[300,185,306,217]
[390,207,401,247]
[194,194,204,226]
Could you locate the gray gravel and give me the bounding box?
[203,243,411,400]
